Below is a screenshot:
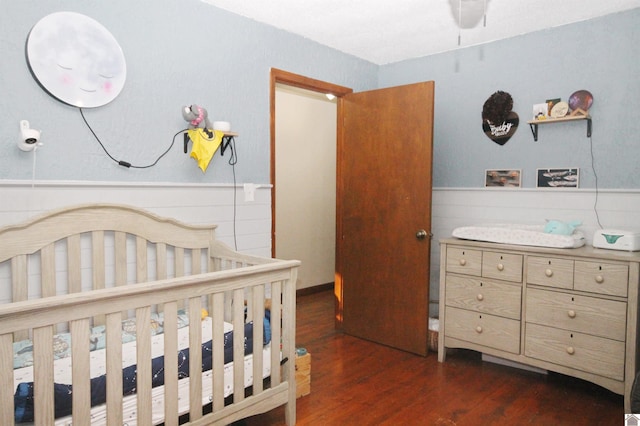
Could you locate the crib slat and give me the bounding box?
[11,254,28,302]
[136,236,148,284]
[282,271,297,426]
[106,312,123,425]
[163,301,179,426]
[33,325,55,424]
[157,242,167,280]
[114,231,127,286]
[92,231,106,326]
[175,248,186,310]
[91,231,106,291]
[41,244,56,298]
[175,247,185,277]
[252,285,265,394]
[136,306,152,425]
[71,318,91,423]
[11,255,28,341]
[207,247,214,272]
[192,248,202,274]
[0,333,14,425]
[188,297,203,421]
[67,235,82,294]
[212,292,225,412]
[270,281,282,386]
[232,288,245,404]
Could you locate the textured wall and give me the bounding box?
[379,8,640,189]
[0,0,377,184]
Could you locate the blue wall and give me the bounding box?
[380,9,640,189]
[1,2,638,189]
[0,0,377,184]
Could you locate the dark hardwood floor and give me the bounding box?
[245,289,624,425]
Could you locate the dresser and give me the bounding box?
[438,238,640,412]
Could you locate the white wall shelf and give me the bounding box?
[527,115,592,141]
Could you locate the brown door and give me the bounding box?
[336,81,434,356]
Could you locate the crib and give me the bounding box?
[0,203,299,425]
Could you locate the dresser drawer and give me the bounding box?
[446,247,482,276]
[525,288,626,341]
[445,306,520,354]
[445,275,521,320]
[527,256,574,289]
[574,261,629,297]
[482,251,523,282]
[525,323,625,381]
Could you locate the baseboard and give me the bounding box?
[297,282,333,297]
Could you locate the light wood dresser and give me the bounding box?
[438,238,640,412]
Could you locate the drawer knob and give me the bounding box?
[545,269,553,277]
[477,294,484,301]
[497,263,504,271]
[567,310,576,318]
[475,326,483,334]
[566,346,575,355]
[595,275,604,284]
[459,259,467,266]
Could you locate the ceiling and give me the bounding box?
[201,0,640,65]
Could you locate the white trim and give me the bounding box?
[433,187,640,194]
[0,179,272,189]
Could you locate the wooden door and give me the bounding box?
[336,81,434,356]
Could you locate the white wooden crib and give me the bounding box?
[0,204,299,425]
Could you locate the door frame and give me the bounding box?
[269,68,352,260]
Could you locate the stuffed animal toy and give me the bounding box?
[544,219,582,235]
[182,104,223,173]
[182,104,212,131]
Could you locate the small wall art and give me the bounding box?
[485,169,521,188]
[536,168,579,188]
[532,103,548,120]
[481,91,519,146]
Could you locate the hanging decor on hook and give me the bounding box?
[482,91,519,146]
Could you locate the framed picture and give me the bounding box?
[532,103,548,120]
[485,169,521,187]
[536,168,579,188]
[546,98,561,115]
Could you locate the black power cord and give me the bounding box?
[79,107,186,168]
[80,107,241,250]
[225,136,239,250]
[589,134,604,229]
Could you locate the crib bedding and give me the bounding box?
[13,314,272,423]
[84,346,272,426]
[452,223,586,248]
[13,310,193,370]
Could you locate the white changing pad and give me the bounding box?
[452,224,585,248]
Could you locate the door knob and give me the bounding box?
[416,229,429,240]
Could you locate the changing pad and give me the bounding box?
[452,224,586,248]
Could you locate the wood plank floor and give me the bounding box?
[245,289,624,425]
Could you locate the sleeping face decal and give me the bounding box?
[26,12,126,108]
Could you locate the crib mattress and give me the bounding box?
[14,318,272,425]
[452,224,586,248]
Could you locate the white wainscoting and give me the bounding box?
[3,182,638,317]
[430,188,640,317]
[0,180,272,257]
[0,180,274,307]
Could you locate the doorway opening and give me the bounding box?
[269,69,352,294]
